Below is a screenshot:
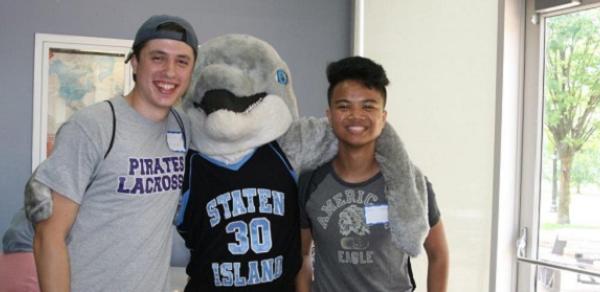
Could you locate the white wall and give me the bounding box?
[363,1,499,291]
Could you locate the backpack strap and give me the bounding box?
[103,102,186,158]
[104,100,116,159]
[169,108,187,149]
[84,100,116,192]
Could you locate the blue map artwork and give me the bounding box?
[49,59,96,104]
[47,50,125,132]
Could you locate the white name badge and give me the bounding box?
[364,204,389,225]
[167,131,186,152]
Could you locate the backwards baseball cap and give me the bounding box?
[125,14,198,63]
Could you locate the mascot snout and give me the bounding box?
[196,89,266,115]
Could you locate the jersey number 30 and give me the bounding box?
[226,217,272,254]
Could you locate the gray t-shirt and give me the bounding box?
[35,96,189,292]
[299,162,440,292]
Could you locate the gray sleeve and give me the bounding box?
[34,116,104,204]
[298,170,316,228]
[297,164,331,229]
[297,171,313,229]
[425,177,441,227]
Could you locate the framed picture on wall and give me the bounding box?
[32,33,133,171]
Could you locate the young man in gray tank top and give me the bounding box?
[296,57,449,292]
[31,15,197,292]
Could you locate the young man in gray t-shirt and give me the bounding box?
[31,15,197,292]
[296,56,449,292]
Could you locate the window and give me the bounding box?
[519,1,600,291]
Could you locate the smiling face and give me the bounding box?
[130,39,195,117]
[327,79,387,150]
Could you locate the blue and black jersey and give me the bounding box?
[176,142,301,292]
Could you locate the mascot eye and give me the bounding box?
[276,69,288,85]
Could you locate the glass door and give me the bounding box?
[520,1,600,291]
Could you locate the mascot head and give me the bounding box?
[183,34,299,156]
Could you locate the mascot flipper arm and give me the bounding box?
[278,117,337,174]
[24,170,53,223]
[375,123,430,256]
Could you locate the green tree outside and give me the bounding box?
[544,8,600,224]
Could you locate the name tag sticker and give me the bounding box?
[365,205,389,225]
[167,131,186,152]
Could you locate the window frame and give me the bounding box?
[517,1,600,291]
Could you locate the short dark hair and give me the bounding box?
[326,56,389,106]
